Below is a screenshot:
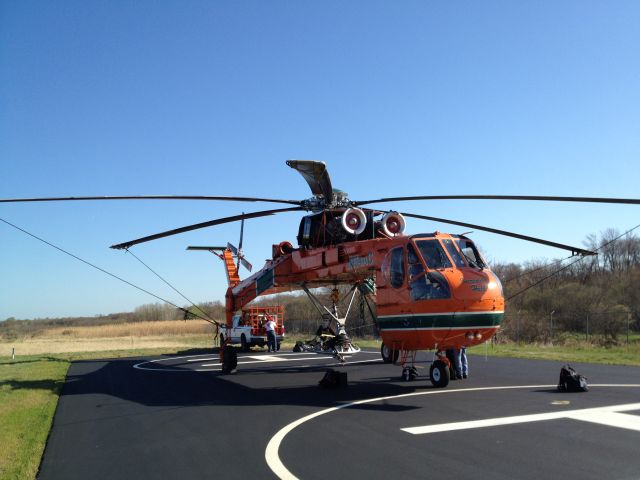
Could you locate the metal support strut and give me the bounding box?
[300,283,361,361]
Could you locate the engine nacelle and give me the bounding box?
[381,211,406,236]
[341,207,367,235]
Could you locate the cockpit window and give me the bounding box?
[408,244,426,300]
[416,239,452,269]
[442,239,467,268]
[382,246,405,288]
[408,244,451,300]
[455,238,486,269]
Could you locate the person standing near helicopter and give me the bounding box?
[265,315,278,352]
[459,346,469,379]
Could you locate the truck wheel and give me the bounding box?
[240,334,249,352]
[429,360,450,388]
[222,347,238,374]
[381,343,399,364]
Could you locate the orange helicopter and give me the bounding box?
[3,160,640,387]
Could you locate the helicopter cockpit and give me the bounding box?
[379,233,495,298]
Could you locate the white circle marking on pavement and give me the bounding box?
[265,383,640,480]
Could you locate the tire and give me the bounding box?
[221,347,238,374]
[402,366,418,381]
[293,343,303,352]
[240,334,249,352]
[429,360,450,388]
[381,343,399,364]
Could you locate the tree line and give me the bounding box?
[493,228,640,344]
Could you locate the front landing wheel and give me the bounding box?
[429,360,450,388]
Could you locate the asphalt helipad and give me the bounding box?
[38,349,640,479]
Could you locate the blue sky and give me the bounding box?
[1,1,639,319]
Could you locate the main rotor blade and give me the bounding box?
[286,160,334,204]
[0,195,301,205]
[186,246,227,251]
[356,195,640,206]
[401,212,596,256]
[110,207,303,250]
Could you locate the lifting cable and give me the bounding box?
[507,222,640,301]
[346,291,378,335]
[124,248,216,324]
[0,217,219,326]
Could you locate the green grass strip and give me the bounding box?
[0,357,69,480]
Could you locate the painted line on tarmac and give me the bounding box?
[265,384,640,480]
[201,356,327,366]
[133,351,378,372]
[402,402,640,434]
[185,352,380,362]
[199,357,380,370]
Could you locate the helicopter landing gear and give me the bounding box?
[381,342,400,364]
[402,366,419,381]
[398,349,418,381]
[429,351,450,388]
[221,346,237,374]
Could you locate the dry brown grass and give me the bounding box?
[1,320,217,356]
[44,319,215,338]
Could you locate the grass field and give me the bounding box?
[1,322,639,480]
[1,320,216,356]
[468,339,640,366]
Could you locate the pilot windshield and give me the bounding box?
[409,243,451,300]
[416,239,452,269]
[442,238,467,268]
[455,238,486,269]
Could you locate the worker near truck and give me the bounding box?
[265,316,277,352]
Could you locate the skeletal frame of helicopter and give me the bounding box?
[3,160,639,387]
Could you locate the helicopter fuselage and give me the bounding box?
[225,231,504,352]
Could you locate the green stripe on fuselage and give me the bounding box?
[376,312,503,330]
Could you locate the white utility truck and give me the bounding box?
[219,305,285,352]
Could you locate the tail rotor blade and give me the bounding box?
[238,216,245,251]
[240,257,253,273]
[237,216,245,271]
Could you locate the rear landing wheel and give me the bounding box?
[221,347,238,374]
[381,343,399,364]
[429,360,450,388]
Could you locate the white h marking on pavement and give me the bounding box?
[402,402,640,435]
